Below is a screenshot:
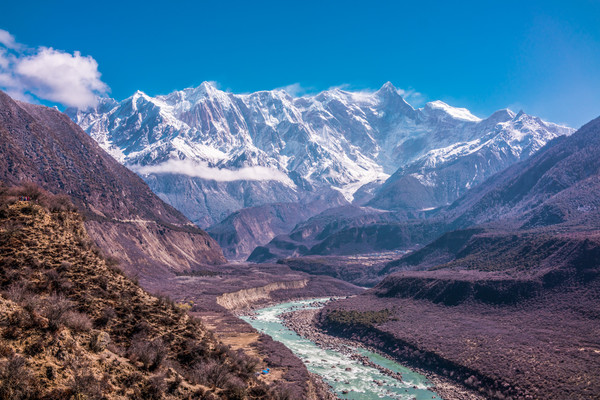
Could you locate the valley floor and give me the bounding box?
[140,261,362,399]
[318,282,600,399]
[279,305,484,400]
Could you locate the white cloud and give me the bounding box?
[0,29,18,49]
[276,83,314,97]
[131,159,295,186]
[399,88,425,105]
[15,48,108,108]
[0,29,109,108]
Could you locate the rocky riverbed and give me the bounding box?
[242,298,443,399]
[278,304,484,400]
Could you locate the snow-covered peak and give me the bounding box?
[484,109,516,125]
[70,82,574,225]
[423,100,481,122]
[376,81,399,95]
[130,90,151,102]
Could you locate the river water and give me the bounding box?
[241,298,441,400]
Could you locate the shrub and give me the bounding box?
[43,294,73,331]
[47,194,75,213]
[63,311,92,332]
[223,376,247,400]
[95,306,116,327]
[190,360,230,388]
[231,349,259,379]
[0,355,40,400]
[177,338,210,365]
[44,269,72,292]
[141,374,167,400]
[128,335,168,371]
[269,383,296,400]
[7,309,37,331]
[3,283,30,304]
[69,371,104,400]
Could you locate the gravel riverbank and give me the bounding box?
[278,305,484,400]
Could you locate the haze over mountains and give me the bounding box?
[68,82,572,259]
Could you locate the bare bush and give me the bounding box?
[190,360,230,388]
[231,349,259,379]
[44,269,72,292]
[141,374,167,400]
[223,375,247,400]
[128,334,168,371]
[63,311,92,332]
[69,371,104,400]
[95,306,116,327]
[3,282,30,304]
[47,194,76,213]
[176,338,210,365]
[43,294,73,331]
[0,355,40,400]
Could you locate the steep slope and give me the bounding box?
[69,82,571,228]
[445,115,600,229]
[0,91,225,281]
[382,116,600,275]
[0,192,279,399]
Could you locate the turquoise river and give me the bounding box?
[241,298,442,400]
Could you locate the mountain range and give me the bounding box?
[1,82,598,400]
[68,82,572,259]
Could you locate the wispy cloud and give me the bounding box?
[325,82,425,105]
[275,82,317,97]
[131,159,295,186]
[398,88,425,106]
[0,28,109,108]
[0,29,19,50]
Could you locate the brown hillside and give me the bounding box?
[0,91,225,280]
[0,188,283,399]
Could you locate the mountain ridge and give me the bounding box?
[68,82,573,229]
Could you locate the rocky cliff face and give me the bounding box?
[0,91,225,280]
[216,280,309,310]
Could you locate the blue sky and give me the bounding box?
[1,0,599,127]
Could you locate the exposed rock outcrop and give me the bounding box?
[217,280,309,310]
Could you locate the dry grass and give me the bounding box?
[0,187,288,399]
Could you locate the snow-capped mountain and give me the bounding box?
[368,109,574,211]
[68,82,573,229]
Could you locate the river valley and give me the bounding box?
[241,298,442,400]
